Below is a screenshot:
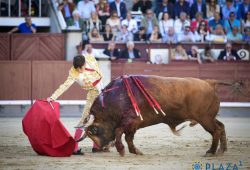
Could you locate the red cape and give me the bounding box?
[22,100,76,157]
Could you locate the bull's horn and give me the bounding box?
[84,115,95,128]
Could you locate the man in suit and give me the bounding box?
[120,41,141,59]
[218,43,241,61]
[103,41,120,60]
[190,0,206,19]
[109,0,127,20]
[155,0,174,19]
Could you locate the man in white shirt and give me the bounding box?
[121,12,138,33]
[77,0,96,20]
[174,12,190,34]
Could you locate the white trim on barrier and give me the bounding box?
[0,101,250,107]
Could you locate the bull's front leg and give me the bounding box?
[125,132,143,155]
[115,127,125,156]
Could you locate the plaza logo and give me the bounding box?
[192,161,243,170]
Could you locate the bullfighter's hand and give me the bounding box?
[47,97,54,102]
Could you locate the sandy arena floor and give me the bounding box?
[0,117,250,170]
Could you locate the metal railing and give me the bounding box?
[0,0,46,17]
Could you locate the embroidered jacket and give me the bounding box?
[50,54,102,100]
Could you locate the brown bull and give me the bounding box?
[85,75,229,156]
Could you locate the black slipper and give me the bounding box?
[73,149,84,155]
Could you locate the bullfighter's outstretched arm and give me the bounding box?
[50,73,75,100]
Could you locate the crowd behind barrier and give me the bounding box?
[52,0,250,44]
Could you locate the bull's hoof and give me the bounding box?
[204,152,216,157]
[135,148,143,155]
[217,147,227,156]
[119,148,125,157]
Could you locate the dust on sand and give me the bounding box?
[0,117,250,170]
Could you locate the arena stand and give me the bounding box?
[0,0,250,117]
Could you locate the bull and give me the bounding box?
[85,75,230,157]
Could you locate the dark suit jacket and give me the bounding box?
[190,2,206,19]
[174,1,190,18]
[103,48,120,58]
[59,2,75,18]
[109,1,127,20]
[218,50,241,60]
[120,48,141,59]
[155,2,174,19]
[132,0,152,14]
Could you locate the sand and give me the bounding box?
[0,117,250,170]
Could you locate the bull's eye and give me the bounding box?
[92,126,98,135]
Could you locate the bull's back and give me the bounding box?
[136,76,219,125]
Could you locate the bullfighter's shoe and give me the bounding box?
[73,148,84,155]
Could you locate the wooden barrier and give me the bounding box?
[11,33,65,60]
[0,61,249,101]
[0,34,10,60]
[32,61,86,100]
[0,61,31,100]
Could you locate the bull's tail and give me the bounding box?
[206,79,244,94]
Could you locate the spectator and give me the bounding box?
[109,0,127,20]
[190,0,206,20]
[72,10,85,29]
[206,0,220,20]
[171,43,188,60]
[82,43,108,59]
[120,41,141,59]
[88,28,104,42]
[141,9,159,36]
[206,24,227,42]
[177,24,196,42]
[132,0,152,15]
[227,26,243,43]
[190,12,208,32]
[87,12,102,32]
[243,27,250,44]
[208,12,224,33]
[115,24,134,42]
[218,43,241,60]
[174,12,190,34]
[163,27,178,43]
[224,12,241,33]
[58,0,75,26]
[149,25,162,42]
[159,12,174,38]
[106,11,121,34]
[237,0,250,20]
[8,16,36,34]
[103,41,120,60]
[195,21,209,42]
[121,12,138,34]
[221,0,237,19]
[77,0,96,20]
[96,0,110,29]
[174,0,190,19]
[103,24,114,41]
[155,0,174,19]
[187,45,202,64]
[242,11,250,31]
[134,26,148,42]
[200,46,215,63]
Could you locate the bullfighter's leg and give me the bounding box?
[115,127,125,156]
[125,132,143,155]
[215,119,227,154]
[200,119,221,156]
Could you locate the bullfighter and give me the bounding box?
[47,49,103,155]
